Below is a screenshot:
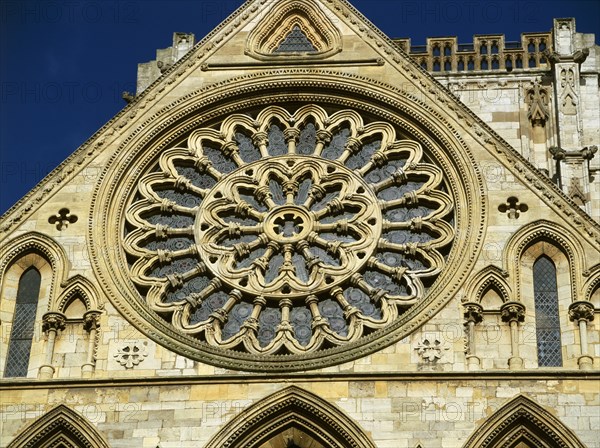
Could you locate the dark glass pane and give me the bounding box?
[533,256,562,367]
[273,26,317,53]
[290,306,312,346]
[318,299,348,337]
[267,124,287,156]
[5,268,41,377]
[236,132,261,163]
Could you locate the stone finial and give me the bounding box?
[568,301,595,323]
[526,82,550,126]
[122,91,135,103]
[500,302,526,323]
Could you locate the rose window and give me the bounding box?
[124,105,454,355]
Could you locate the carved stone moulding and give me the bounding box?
[92,74,483,372]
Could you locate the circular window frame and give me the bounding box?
[90,71,485,372]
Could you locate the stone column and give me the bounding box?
[501,302,526,370]
[39,311,66,379]
[81,310,102,378]
[569,301,595,370]
[463,302,483,370]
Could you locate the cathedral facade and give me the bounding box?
[1,1,598,447]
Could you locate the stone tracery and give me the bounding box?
[123,105,454,355]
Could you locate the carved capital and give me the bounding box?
[463,302,483,324]
[501,302,526,323]
[83,310,102,332]
[42,312,66,333]
[569,301,595,323]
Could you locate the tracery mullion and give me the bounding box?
[173,280,227,333]
[214,202,266,222]
[357,142,423,177]
[251,241,281,274]
[369,166,441,195]
[295,241,325,277]
[214,223,265,244]
[131,248,202,286]
[123,225,195,256]
[336,136,362,164]
[313,221,362,240]
[317,288,363,342]
[231,234,269,263]
[145,263,207,311]
[349,273,402,320]
[377,239,443,277]
[306,232,346,264]
[161,150,223,183]
[221,141,245,167]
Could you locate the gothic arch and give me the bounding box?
[55,275,103,314]
[0,232,69,377]
[246,0,342,60]
[503,220,584,302]
[464,265,512,307]
[7,404,110,448]
[204,386,377,448]
[462,395,586,448]
[0,232,69,304]
[582,264,600,305]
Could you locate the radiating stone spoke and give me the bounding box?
[124,105,455,356]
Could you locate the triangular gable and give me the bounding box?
[1,0,597,247]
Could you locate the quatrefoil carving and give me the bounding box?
[498,197,528,219]
[48,208,78,230]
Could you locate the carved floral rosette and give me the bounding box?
[123,105,454,356]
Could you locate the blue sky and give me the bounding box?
[1,0,598,214]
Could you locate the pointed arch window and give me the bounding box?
[4,267,41,377]
[533,256,563,366]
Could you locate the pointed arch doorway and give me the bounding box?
[204,386,376,448]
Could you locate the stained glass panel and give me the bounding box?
[4,267,41,378]
[533,256,562,367]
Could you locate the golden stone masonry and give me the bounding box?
[1,1,598,447]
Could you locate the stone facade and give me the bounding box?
[0,1,598,447]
